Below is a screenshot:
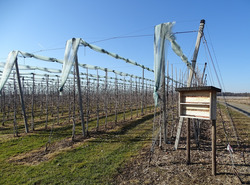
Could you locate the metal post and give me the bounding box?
[14,59,29,133]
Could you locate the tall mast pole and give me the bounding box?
[174,19,205,150]
[201,62,207,85]
[187,19,205,86]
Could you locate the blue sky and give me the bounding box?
[0,0,250,92]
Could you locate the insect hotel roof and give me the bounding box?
[176,86,221,120]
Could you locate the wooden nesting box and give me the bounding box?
[176,86,221,120]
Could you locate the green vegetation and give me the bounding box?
[0,107,154,185]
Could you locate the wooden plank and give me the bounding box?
[211,91,217,120]
[187,118,191,164]
[212,120,216,175]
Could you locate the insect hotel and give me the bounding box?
[176,86,221,175]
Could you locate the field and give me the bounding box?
[0,95,249,184]
[114,102,250,184]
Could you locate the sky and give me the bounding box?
[0,0,250,93]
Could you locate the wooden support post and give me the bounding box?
[96,69,99,131]
[31,73,35,130]
[187,118,191,164]
[86,68,89,132]
[75,55,85,137]
[212,120,216,175]
[166,61,169,116]
[56,75,60,125]
[162,61,167,144]
[141,68,144,115]
[13,73,18,136]
[123,76,126,121]
[201,62,207,85]
[130,76,133,119]
[72,66,76,140]
[136,78,139,117]
[14,59,29,133]
[115,74,118,124]
[45,75,49,130]
[1,87,6,126]
[174,19,205,150]
[145,80,148,113]
[171,64,174,138]
[104,69,108,128]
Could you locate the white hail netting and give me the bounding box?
[0,50,18,92]
[153,22,191,106]
[59,38,81,92]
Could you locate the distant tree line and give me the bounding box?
[218,92,250,97]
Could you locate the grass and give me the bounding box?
[0,106,154,185]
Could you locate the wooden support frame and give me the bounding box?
[176,86,221,120]
[176,86,221,175]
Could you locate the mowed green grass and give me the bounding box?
[0,107,154,185]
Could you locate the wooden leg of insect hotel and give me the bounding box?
[187,118,191,165]
[212,120,216,175]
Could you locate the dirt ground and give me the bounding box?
[114,116,250,185]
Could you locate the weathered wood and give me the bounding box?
[130,76,133,119]
[13,73,18,136]
[201,62,207,85]
[96,69,99,131]
[212,120,216,175]
[86,68,89,132]
[187,118,191,164]
[115,74,118,124]
[104,69,108,127]
[31,73,35,130]
[45,75,49,130]
[2,87,6,126]
[72,66,76,140]
[174,20,205,150]
[123,76,126,121]
[178,88,220,120]
[56,75,60,125]
[162,60,167,144]
[141,68,144,115]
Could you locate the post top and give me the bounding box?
[200,19,205,24]
[176,86,221,92]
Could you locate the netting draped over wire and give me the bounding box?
[154,22,191,107]
[0,30,188,140]
[0,37,170,137]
